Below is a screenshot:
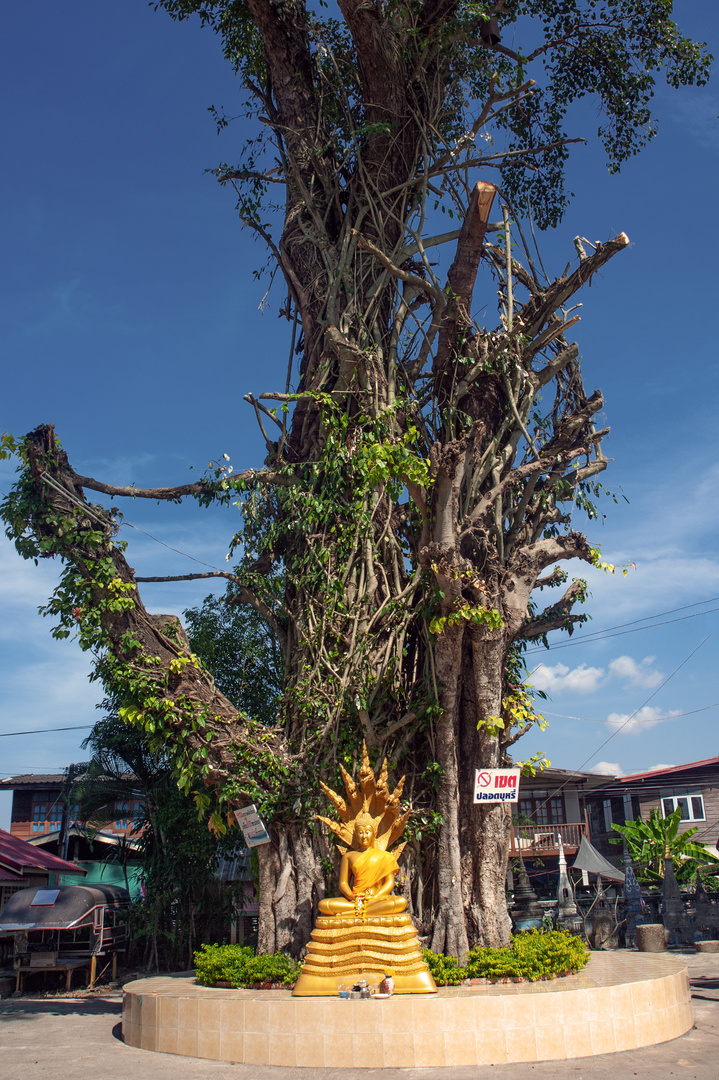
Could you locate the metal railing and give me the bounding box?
[509,816,589,856]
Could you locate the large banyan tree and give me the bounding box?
[1,1,710,957]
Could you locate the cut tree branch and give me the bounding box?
[518,579,588,640]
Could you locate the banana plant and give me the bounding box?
[610,808,719,884]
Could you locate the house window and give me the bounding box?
[32,803,47,832]
[661,795,705,822]
[115,802,129,829]
[131,801,144,829]
[48,802,63,830]
[518,791,566,826]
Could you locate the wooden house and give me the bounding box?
[509,766,610,859]
[584,756,719,862]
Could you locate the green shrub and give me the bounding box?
[424,929,589,985]
[422,948,465,985]
[194,943,301,988]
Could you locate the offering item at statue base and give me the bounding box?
[292,743,437,996]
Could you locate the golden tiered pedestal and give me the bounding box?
[292,912,437,995]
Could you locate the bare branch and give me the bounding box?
[519,531,595,576]
[518,234,630,341]
[74,467,296,501]
[136,572,237,584]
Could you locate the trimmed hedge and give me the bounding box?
[423,929,589,985]
[194,943,301,988]
[195,929,588,990]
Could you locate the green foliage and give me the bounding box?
[423,929,589,984]
[194,943,301,988]
[610,808,719,884]
[76,713,241,971]
[422,948,466,985]
[184,588,283,726]
[428,600,502,637]
[156,0,710,229]
[0,432,20,461]
[481,644,548,743]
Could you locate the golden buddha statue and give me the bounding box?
[292,743,437,995]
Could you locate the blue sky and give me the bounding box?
[2,2,718,830]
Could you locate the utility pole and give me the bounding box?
[59,763,78,863]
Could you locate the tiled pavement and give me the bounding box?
[1,948,717,1079]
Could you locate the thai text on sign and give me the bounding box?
[234,804,271,847]
[473,768,521,803]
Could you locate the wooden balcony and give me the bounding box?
[509,815,589,858]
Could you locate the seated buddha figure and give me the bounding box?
[318,812,407,917]
[292,743,437,995]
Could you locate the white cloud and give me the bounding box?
[607,655,662,689]
[606,706,682,737]
[592,761,624,777]
[531,653,663,696]
[531,662,605,695]
[643,763,675,773]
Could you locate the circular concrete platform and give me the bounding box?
[122,952,693,1068]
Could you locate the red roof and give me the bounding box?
[0,865,23,881]
[620,756,719,782]
[0,829,86,877]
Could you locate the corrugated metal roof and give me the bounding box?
[216,848,251,882]
[0,865,24,881]
[619,757,719,782]
[0,829,87,876]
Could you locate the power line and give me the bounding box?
[525,604,719,654]
[0,724,93,738]
[543,595,719,643]
[534,637,710,815]
[573,637,708,771]
[120,521,227,573]
[543,702,719,724]
[39,471,228,574]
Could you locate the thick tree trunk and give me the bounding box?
[457,629,512,947]
[430,622,470,960]
[256,841,279,954]
[256,825,329,957]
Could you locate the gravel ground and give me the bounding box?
[1,950,717,1080]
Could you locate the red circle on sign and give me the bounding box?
[477,771,491,788]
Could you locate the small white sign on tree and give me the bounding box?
[234,804,271,847]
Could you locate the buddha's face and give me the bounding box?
[354,822,375,850]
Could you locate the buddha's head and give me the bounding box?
[353,812,376,851]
